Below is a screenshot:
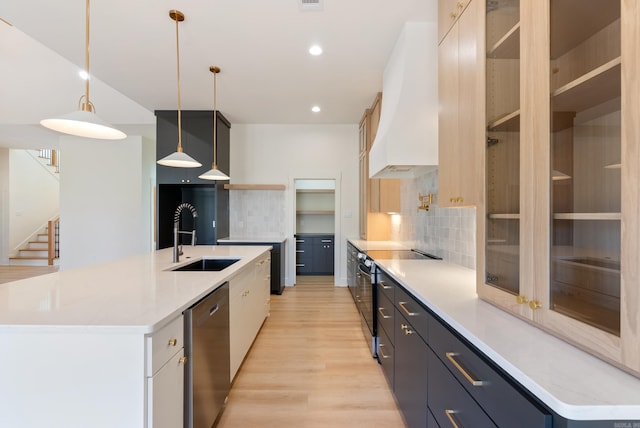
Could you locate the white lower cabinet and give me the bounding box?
[229,252,271,381]
[147,349,185,428]
[145,315,185,428]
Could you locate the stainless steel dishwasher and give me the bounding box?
[184,282,230,428]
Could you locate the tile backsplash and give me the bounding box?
[391,169,476,269]
[229,190,286,238]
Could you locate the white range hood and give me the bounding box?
[368,21,438,179]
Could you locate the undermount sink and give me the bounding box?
[171,258,240,272]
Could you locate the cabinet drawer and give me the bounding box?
[428,347,497,428]
[428,314,552,428]
[146,315,184,377]
[376,324,394,390]
[395,285,428,341]
[376,289,394,344]
[377,269,395,303]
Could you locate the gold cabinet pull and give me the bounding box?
[450,11,457,19]
[379,280,392,290]
[516,295,529,304]
[445,352,485,386]
[456,1,464,8]
[400,323,409,330]
[398,301,418,316]
[445,409,460,428]
[168,338,178,347]
[378,344,390,359]
[404,328,414,335]
[378,307,391,319]
[529,300,542,310]
[178,356,188,365]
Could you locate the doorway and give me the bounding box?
[294,179,336,282]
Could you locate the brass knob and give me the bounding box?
[529,300,542,310]
[516,295,528,304]
[457,1,464,8]
[404,328,414,335]
[179,356,188,364]
[168,338,178,347]
[401,323,409,330]
[450,12,457,19]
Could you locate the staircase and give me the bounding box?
[9,219,59,266]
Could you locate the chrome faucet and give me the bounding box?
[173,203,198,263]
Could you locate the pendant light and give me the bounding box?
[40,0,126,140]
[157,10,202,168]
[199,66,230,180]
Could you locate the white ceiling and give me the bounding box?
[1,0,436,149]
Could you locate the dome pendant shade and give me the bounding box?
[157,9,201,168]
[199,66,230,181]
[41,110,126,140]
[40,0,126,140]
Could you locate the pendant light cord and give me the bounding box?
[84,0,91,111]
[175,13,183,152]
[213,70,217,168]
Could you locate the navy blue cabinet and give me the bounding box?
[374,266,553,428]
[155,110,230,249]
[218,240,286,295]
[295,234,334,275]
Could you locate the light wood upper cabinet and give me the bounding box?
[438,0,484,208]
[478,0,640,377]
[438,0,472,43]
[358,93,400,240]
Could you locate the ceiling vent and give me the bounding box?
[299,0,324,12]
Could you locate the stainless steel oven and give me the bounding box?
[357,249,442,357]
[356,253,376,356]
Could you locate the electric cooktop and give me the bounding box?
[365,249,442,260]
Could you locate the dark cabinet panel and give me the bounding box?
[157,184,228,249]
[155,110,230,185]
[428,312,552,428]
[428,347,497,428]
[155,110,230,250]
[394,309,428,428]
[295,234,334,275]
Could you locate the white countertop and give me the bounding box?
[218,236,287,243]
[374,257,640,421]
[0,245,271,334]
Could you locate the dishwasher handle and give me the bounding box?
[209,304,219,316]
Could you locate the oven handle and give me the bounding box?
[358,265,372,278]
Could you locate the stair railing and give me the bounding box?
[48,217,60,266]
[38,149,60,173]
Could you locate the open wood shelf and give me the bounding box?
[488,213,520,220]
[296,210,334,215]
[488,22,520,59]
[553,213,621,220]
[488,110,520,132]
[552,57,621,112]
[224,184,286,190]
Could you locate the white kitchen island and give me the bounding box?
[0,245,271,428]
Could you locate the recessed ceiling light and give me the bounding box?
[311,106,321,113]
[309,45,323,56]
[78,70,89,80]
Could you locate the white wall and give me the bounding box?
[230,124,359,286]
[8,150,59,254]
[59,135,155,270]
[0,149,9,264]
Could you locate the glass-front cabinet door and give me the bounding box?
[479,0,640,376]
[479,0,529,315]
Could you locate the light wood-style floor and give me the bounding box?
[216,275,406,428]
[0,265,59,284]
